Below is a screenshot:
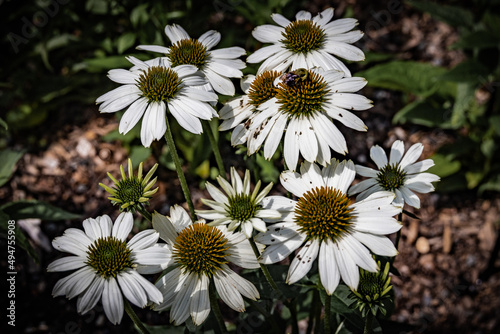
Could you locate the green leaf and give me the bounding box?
[0,117,7,130]
[479,173,500,193]
[0,200,80,221]
[452,31,500,49]
[129,146,152,169]
[0,149,25,187]
[490,115,500,136]
[439,60,490,83]
[362,52,394,64]
[407,1,474,28]
[427,153,461,178]
[82,54,149,73]
[130,4,149,27]
[116,33,136,54]
[357,61,447,97]
[393,100,451,128]
[0,213,39,263]
[466,170,484,189]
[451,83,476,127]
[256,153,279,183]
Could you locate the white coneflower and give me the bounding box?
[349,140,440,209]
[48,212,169,324]
[220,68,371,170]
[247,8,364,76]
[196,167,280,238]
[96,56,217,147]
[256,159,402,295]
[152,205,261,326]
[137,24,246,95]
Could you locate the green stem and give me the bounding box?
[246,299,281,334]
[249,239,280,293]
[209,280,227,333]
[202,121,226,180]
[137,205,152,223]
[391,212,403,266]
[324,293,331,334]
[124,299,150,334]
[395,212,403,251]
[364,312,374,334]
[164,117,197,220]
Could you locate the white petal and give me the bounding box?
[165,24,190,44]
[334,240,360,289]
[152,213,178,245]
[286,239,320,284]
[119,97,148,134]
[399,143,424,170]
[136,44,170,54]
[259,234,306,264]
[389,140,405,165]
[404,159,435,174]
[112,212,133,241]
[190,275,210,325]
[271,13,291,27]
[47,256,86,272]
[127,229,159,251]
[198,30,221,50]
[168,100,203,134]
[102,278,124,325]
[280,170,307,197]
[117,271,147,307]
[370,145,388,169]
[214,270,245,312]
[77,275,105,314]
[400,186,421,209]
[319,239,341,295]
[171,272,198,325]
[352,231,397,257]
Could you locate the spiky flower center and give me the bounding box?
[86,237,133,278]
[276,71,329,118]
[137,66,181,102]
[227,194,259,221]
[294,186,353,241]
[376,164,407,191]
[168,38,208,68]
[115,177,146,204]
[248,70,281,107]
[173,223,229,277]
[281,20,325,53]
[357,272,384,300]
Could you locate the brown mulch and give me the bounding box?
[2,1,500,333]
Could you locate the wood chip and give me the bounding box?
[416,236,430,254]
[443,222,452,254]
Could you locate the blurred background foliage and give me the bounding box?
[0,0,303,183]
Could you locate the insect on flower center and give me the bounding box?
[137,66,181,103]
[276,70,329,118]
[294,186,353,241]
[281,20,325,53]
[173,223,230,277]
[168,38,208,68]
[248,70,281,107]
[86,237,133,278]
[114,177,146,204]
[227,194,259,221]
[376,164,407,191]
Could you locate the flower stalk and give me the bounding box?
[164,116,197,220]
